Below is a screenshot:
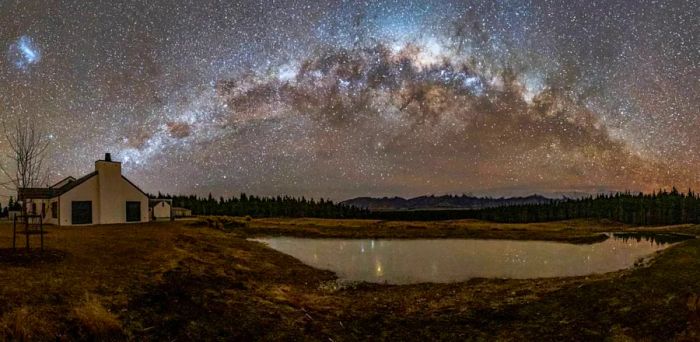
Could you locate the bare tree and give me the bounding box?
[0,119,50,212]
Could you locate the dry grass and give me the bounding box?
[0,220,181,340]
[230,217,628,242]
[0,218,695,340]
[0,306,55,340]
[192,216,250,231]
[73,294,122,337]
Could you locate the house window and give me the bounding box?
[41,203,46,218]
[31,203,36,214]
[51,202,58,219]
[71,201,92,225]
[126,201,141,222]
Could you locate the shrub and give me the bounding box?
[185,219,208,228]
[189,216,250,231]
[222,219,247,229]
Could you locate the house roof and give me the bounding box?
[51,176,76,188]
[18,171,97,200]
[122,175,148,197]
[57,172,97,195]
[19,153,150,202]
[148,198,172,207]
[17,188,56,199]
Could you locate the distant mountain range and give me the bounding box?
[341,194,553,211]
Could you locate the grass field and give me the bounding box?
[0,218,697,340]
[228,217,633,243]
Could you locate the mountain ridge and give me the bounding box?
[341,194,553,211]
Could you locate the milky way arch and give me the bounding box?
[0,0,697,199]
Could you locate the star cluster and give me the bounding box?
[0,0,697,200]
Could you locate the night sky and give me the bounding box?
[0,0,697,200]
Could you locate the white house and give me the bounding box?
[18,153,149,226]
[149,199,172,221]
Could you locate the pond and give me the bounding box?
[253,233,689,284]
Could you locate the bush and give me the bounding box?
[194,216,250,231]
[222,219,247,229]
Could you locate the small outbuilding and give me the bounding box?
[149,199,172,221]
[172,207,192,218]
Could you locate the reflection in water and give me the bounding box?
[253,235,686,284]
[612,232,693,245]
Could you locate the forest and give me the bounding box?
[148,188,700,225]
[154,193,369,219]
[472,188,700,225]
[372,188,700,226]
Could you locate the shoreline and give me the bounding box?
[202,217,629,244]
[198,216,700,244]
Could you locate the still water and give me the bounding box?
[253,234,682,284]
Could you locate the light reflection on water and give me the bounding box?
[253,235,680,284]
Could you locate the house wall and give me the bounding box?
[58,176,99,226]
[95,160,148,224]
[152,201,171,220]
[24,198,58,225]
[43,198,59,225]
[48,199,59,225]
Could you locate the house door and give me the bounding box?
[71,201,92,225]
[126,201,141,222]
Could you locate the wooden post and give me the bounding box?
[40,217,44,253]
[12,215,16,252]
[25,215,29,250]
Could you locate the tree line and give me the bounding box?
[153,193,369,218]
[156,188,700,225]
[372,188,700,225]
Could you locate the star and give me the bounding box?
[0,0,696,201]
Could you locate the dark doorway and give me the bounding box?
[71,201,92,224]
[126,201,141,222]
